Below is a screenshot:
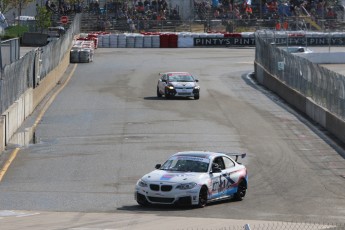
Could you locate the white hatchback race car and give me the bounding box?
[156,72,200,100]
[135,151,248,208]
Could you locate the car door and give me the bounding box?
[221,156,238,196]
[209,156,226,199]
[210,156,238,199]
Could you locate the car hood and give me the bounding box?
[169,82,196,88]
[142,170,203,183]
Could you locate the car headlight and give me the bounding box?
[176,182,197,190]
[137,179,148,187]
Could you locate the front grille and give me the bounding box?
[148,196,175,203]
[161,185,173,191]
[150,184,173,192]
[150,184,159,191]
[175,87,193,90]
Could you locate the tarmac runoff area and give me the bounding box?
[0,210,338,230]
[6,45,345,230]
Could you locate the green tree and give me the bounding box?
[35,5,52,33]
[1,0,36,16]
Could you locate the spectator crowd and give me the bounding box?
[194,0,342,22]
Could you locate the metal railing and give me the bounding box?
[255,30,345,121]
[0,38,20,69]
[0,14,81,114]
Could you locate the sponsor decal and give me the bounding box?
[194,37,345,46]
[160,173,194,180]
[161,174,175,180]
[194,37,255,46]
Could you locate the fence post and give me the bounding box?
[244,224,251,230]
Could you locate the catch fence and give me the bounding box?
[255,30,345,121]
[0,38,20,69]
[0,14,81,115]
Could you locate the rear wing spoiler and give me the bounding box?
[221,152,247,162]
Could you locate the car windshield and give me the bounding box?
[160,156,209,173]
[168,74,194,82]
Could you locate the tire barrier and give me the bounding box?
[90,31,345,48]
[70,38,95,63]
[94,32,231,48]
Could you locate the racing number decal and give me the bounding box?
[212,173,236,193]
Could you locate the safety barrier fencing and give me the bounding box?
[254,30,345,145]
[0,38,20,69]
[0,14,81,152]
[92,31,345,48]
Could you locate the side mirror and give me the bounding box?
[155,164,161,169]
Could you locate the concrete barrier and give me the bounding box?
[0,117,5,152]
[306,97,326,127]
[255,61,345,145]
[32,49,70,109]
[0,49,70,151]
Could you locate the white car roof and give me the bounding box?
[171,151,246,162]
[172,151,226,159]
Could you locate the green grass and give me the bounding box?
[1,25,29,40]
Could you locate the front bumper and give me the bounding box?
[165,87,200,97]
[135,186,200,206]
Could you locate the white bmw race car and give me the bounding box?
[135,151,248,208]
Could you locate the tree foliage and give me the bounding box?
[35,5,52,33]
[0,0,35,15]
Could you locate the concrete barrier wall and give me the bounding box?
[306,98,326,127]
[326,112,345,143]
[32,50,70,109]
[0,50,70,152]
[255,61,345,144]
[0,117,5,152]
[2,89,32,146]
[296,52,345,64]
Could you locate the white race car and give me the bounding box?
[156,72,200,100]
[135,151,248,208]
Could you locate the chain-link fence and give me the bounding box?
[255,30,345,121]
[0,14,81,115]
[0,38,20,69]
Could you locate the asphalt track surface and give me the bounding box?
[0,48,345,229]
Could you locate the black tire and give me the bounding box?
[137,199,149,207]
[157,87,162,97]
[165,89,171,99]
[136,193,150,207]
[194,94,200,100]
[197,186,208,208]
[234,180,247,201]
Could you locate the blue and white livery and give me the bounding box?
[135,151,248,208]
